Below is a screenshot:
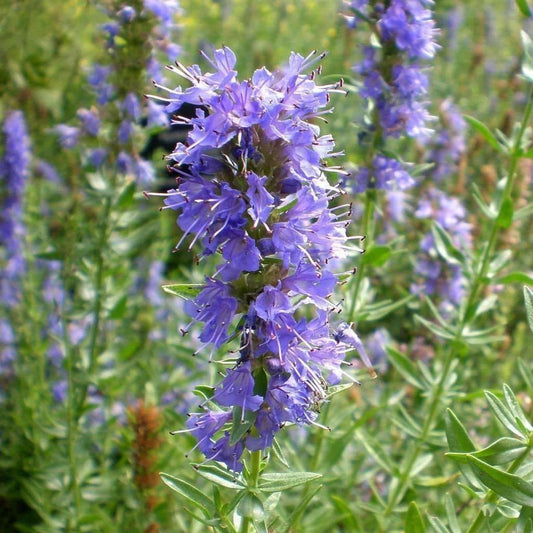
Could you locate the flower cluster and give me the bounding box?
[346,0,438,194]
[426,98,466,181]
[350,0,437,140]
[412,188,472,314]
[53,0,182,185]
[150,48,367,471]
[0,111,30,376]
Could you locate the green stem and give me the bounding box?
[240,450,263,533]
[384,84,533,517]
[309,401,331,473]
[64,308,82,531]
[76,192,112,414]
[348,189,376,321]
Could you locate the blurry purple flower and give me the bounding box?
[134,158,155,185]
[53,125,80,149]
[87,148,108,168]
[144,0,181,26]
[123,93,142,121]
[77,108,100,136]
[35,159,61,183]
[117,120,133,143]
[116,151,133,173]
[147,100,169,128]
[52,380,68,403]
[117,5,137,23]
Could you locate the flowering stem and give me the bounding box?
[384,85,533,517]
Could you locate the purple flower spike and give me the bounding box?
[149,48,361,470]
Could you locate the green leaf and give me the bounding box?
[160,473,214,514]
[470,437,528,465]
[464,115,505,153]
[444,494,462,533]
[498,272,533,285]
[196,464,246,490]
[355,429,396,474]
[518,506,533,533]
[431,222,465,266]
[464,455,533,506]
[258,472,322,493]
[280,485,322,533]
[162,283,203,300]
[115,180,136,208]
[518,358,533,391]
[496,197,514,229]
[524,286,533,333]
[236,493,265,522]
[415,315,456,340]
[427,516,451,533]
[488,249,512,278]
[326,383,355,398]
[522,31,533,81]
[445,409,482,489]
[405,501,426,533]
[472,183,497,219]
[361,245,391,267]
[271,438,290,469]
[445,409,476,453]
[330,496,360,531]
[387,347,425,390]
[425,296,454,330]
[503,384,533,431]
[517,0,532,16]
[361,294,414,322]
[86,172,108,191]
[230,407,257,446]
[485,391,524,438]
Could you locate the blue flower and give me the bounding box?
[149,48,364,470]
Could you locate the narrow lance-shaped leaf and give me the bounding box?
[386,347,426,390]
[162,283,203,300]
[196,464,246,490]
[485,391,524,438]
[524,286,533,333]
[258,472,322,493]
[431,222,464,265]
[464,455,533,507]
[503,384,533,431]
[464,115,505,153]
[160,473,215,515]
[445,409,482,489]
[445,493,462,533]
[405,501,426,533]
[469,437,528,465]
[517,0,532,17]
[496,197,514,229]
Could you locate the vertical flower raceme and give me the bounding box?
[149,48,368,471]
[53,0,182,186]
[412,188,472,315]
[0,111,30,381]
[346,0,438,193]
[426,98,466,182]
[1,110,30,307]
